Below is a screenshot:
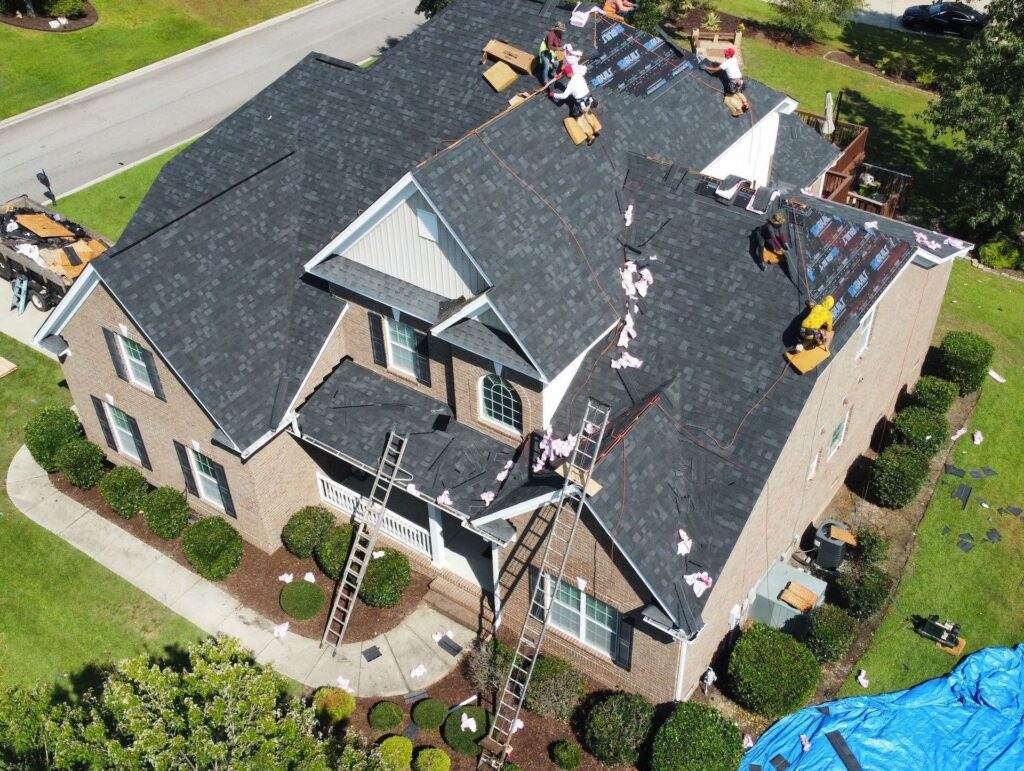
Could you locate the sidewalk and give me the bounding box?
[6,445,471,695]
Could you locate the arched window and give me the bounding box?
[480,375,523,433]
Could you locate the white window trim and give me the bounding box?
[856,307,877,359]
[189,448,224,511]
[103,402,140,463]
[827,411,851,461]
[416,208,439,242]
[807,450,820,481]
[383,317,419,378]
[543,574,620,659]
[478,375,523,437]
[117,335,154,393]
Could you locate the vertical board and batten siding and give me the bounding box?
[343,191,487,299]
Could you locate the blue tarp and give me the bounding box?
[742,645,1024,770]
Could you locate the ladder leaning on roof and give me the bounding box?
[478,400,611,770]
[321,432,409,653]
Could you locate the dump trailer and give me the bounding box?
[0,195,110,311]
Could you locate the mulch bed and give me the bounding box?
[663,9,745,38]
[50,472,429,642]
[0,2,97,32]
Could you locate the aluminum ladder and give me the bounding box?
[321,432,408,653]
[10,276,28,315]
[478,400,611,769]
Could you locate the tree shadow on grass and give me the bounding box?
[50,642,193,705]
[838,23,965,79]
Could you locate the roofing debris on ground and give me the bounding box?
[1,197,108,284]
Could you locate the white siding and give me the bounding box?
[343,191,487,299]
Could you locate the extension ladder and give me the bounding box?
[321,432,408,652]
[478,400,611,769]
[10,276,28,315]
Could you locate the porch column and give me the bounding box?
[491,543,503,630]
[426,504,446,568]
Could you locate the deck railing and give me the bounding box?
[796,110,869,175]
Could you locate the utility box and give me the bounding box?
[749,561,827,637]
[814,518,849,569]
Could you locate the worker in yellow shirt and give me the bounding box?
[798,295,835,351]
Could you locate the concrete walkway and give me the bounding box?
[6,445,472,695]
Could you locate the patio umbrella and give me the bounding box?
[822,90,836,138]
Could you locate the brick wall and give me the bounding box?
[451,347,542,446]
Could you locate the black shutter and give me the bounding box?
[102,328,128,382]
[126,415,151,470]
[368,312,387,366]
[90,396,116,450]
[614,614,634,670]
[140,348,165,401]
[414,332,431,387]
[528,567,547,622]
[173,441,198,496]
[212,461,236,518]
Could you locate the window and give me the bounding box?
[480,375,523,432]
[856,308,876,358]
[417,208,439,242]
[828,411,850,460]
[546,576,621,658]
[119,336,153,390]
[106,403,141,461]
[386,318,420,376]
[807,450,820,480]
[192,449,225,509]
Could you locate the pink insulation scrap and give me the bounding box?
[617,312,637,348]
[532,426,578,472]
[914,231,942,251]
[624,204,634,227]
[436,490,453,506]
[480,491,495,506]
[684,571,714,598]
[611,351,643,369]
[676,528,693,557]
[495,459,515,482]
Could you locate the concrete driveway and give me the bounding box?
[0,0,422,202]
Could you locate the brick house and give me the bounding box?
[35,0,971,703]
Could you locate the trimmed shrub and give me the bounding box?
[839,565,893,620]
[584,692,655,766]
[651,701,743,771]
[870,444,929,509]
[24,405,81,472]
[181,517,243,580]
[369,701,404,732]
[465,638,513,695]
[360,548,411,608]
[379,736,413,770]
[281,506,334,558]
[911,376,958,414]
[524,656,584,721]
[315,523,353,580]
[54,439,105,489]
[891,406,948,457]
[99,465,149,518]
[551,741,581,770]
[977,237,1022,270]
[940,331,995,395]
[313,686,356,725]
[142,487,190,540]
[442,707,489,756]
[412,747,450,771]
[728,624,820,719]
[806,605,858,663]
[412,698,447,730]
[47,0,86,17]
[280,581,325,620]
[853,525,889,566]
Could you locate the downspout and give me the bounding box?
[491,543,503,630]
[674,638,689,701]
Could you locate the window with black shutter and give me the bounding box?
[368,312,387,366]
[173,440,198,496]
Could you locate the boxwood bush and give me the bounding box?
[651,701,743,771]
[870,444,929,508]
[379,735,413,770]
[911,376,958,414]
[524,656,585,721]
[54,439,105,489]
[939,331,995,395]
[442,707,489,756]
[281,506,334,558]
[552,740,581,769]
[977,237,1022,270]
[369,701,404,732]
[142,487,190,539]
[99,465,149,518]
[313,686,356,725]
[24,405,82,472]
[728,624,820,719]
[315,523,353,580]
[839,565,893,620]
[584,692,655,766]
[853,525,889,566]
[279,581,325,620]
[806,604,858,662]
[181,517,243,580]
[891,406,948,457]
[413,747,450,771]
[412,698,447,730]
[360,548,411,608]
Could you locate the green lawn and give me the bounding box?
[837,260,1024,697]
[0,0,317,120]
[0,335,203,692]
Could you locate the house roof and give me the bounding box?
[772,111,842,193]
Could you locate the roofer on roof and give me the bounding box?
[798,295,836,351]
[703,48,744,95]
[538,21,565,85]
[551,62,601,144]
[754,212,789,272]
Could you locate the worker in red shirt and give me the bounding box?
[538,21,565,85]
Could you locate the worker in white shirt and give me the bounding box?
[703,48,744,94]
[550,62,596,117]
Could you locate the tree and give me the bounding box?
[415,0,450,19]
[774,0,865,43]
[925,0,1024,238]
[0,683,53,769]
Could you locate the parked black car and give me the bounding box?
[901,2,988,37]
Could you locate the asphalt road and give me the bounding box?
[853,0,988,30]
[0,0,422,203]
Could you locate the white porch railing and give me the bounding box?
[316,472,433,560]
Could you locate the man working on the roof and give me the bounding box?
[703,48,744,94]
[603,0,635,19]
[754,212,789,271]
[797,296,835,351]
[551,62,601,144]
[538,21,565,85]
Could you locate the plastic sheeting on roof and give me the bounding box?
[742,645,1024,770]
